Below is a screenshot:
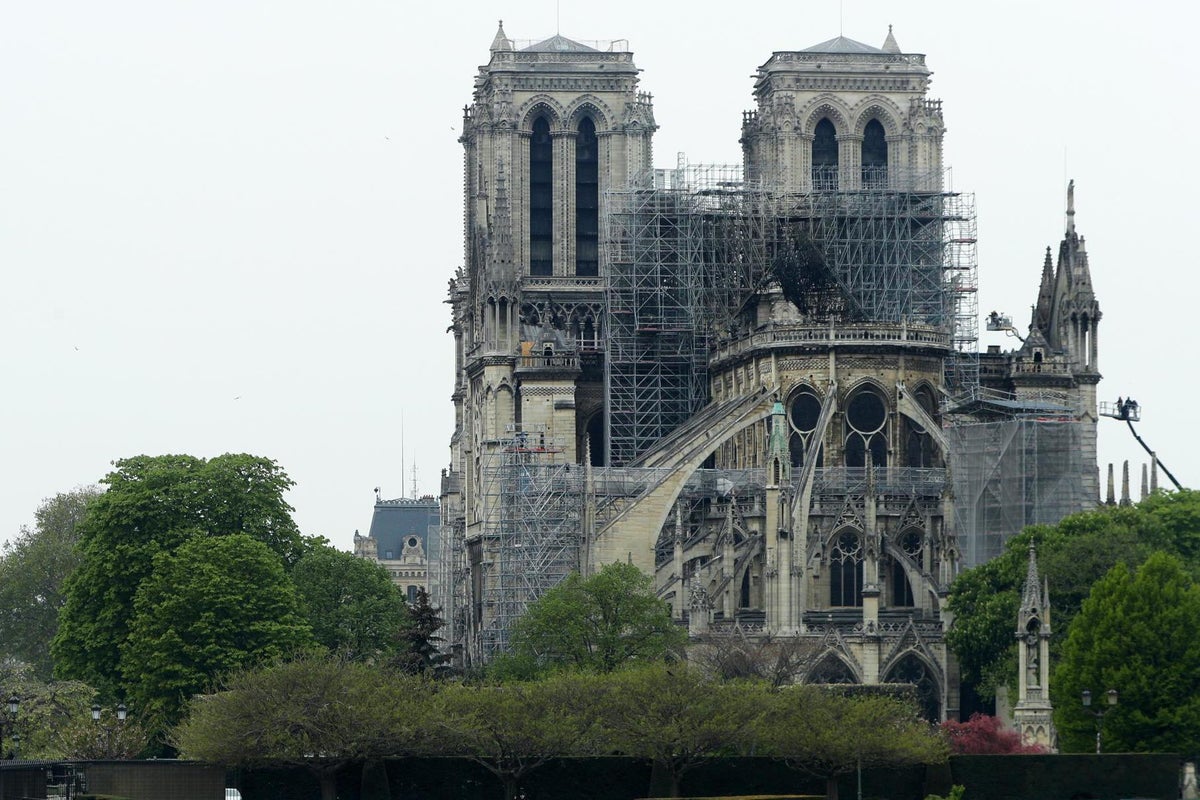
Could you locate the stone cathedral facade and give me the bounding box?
[440,23,1101,721]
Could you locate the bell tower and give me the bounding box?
[445,23,656,663]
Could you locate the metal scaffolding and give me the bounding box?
[946,399,1088,568]
[477,427,583,658]
[604,159,980,466]
[604,185,711,467]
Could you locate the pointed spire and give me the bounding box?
[1151,458,1159,493]
[492,157,515,277]
[490,19,513,53]
[1066,179,1076,235]
[881,24,901,54]
[1032,246,1055,333]
[1106,463,1115,505]
[1021,542,1042,612]
[1141,463,1149,501]
[1120,460,1132,506]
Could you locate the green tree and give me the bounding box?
[393,587,451,676]
[946,504,1154,699]
[1054,552,1200,754]
[0,487,100,678]
[52,454,305,696]
[433,673,602,800]
[121,534,313,730]
[759,687,948,800]
[174,654,430,800]
[291,543,409,662]
[595,663,767,798]
[0,659,149,760]
[497,562,685,677]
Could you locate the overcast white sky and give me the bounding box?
[4,1,1197,552]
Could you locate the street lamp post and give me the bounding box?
[90,702,129,759]
[1,692,19,760]
[1082,689,1118,753]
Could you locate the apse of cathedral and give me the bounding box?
[439,23,1102,721]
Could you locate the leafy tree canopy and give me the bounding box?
[0,487,100,679]
[433,673,604,800]
[120,533,313,730]
[945,491,1200,699]
[0,660,149,760]
[291,542,409,662]
[941,713,1046,754]
[52,453,305,695]
[175,654,431,800]
[1054,551,1200,755]
[495,562,685,678]
[758,686,947,800]
[595,663,767,797]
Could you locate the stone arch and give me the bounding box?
[806,651,861,684]
[800,96,852,136]
[851,97,903,137]
[840,376,891,404]
[882,650,942,721]
[591,388,776,573]
[565,96,613,131]
[519,96,567,131]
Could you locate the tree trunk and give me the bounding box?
[826,775,840,800]
[319,774,337,800]
[647,759,673,798]
[503,775,519,800]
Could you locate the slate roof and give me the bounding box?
[523,34,598,53]
[802,35,885,54]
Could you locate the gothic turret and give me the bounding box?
[1014,542,1056,750]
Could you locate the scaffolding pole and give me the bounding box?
[946,414,1086,567]
[477,427,583,658]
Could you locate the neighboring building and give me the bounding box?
[439,23,1101,720]
[354,493,440,603]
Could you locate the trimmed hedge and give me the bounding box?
[950,753,1180,800]
[229,754,1179,800]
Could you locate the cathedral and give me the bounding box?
[438,22,1101,720]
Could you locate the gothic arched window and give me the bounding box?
[904,386,938,468]
[809,655,858,684]
[812,117,839,191]
[885,654,941,721]
[787,386,824,469]
[890,530,922,607]
[830,530,863,607]
[575,117,599,276]
[844,387,888,468]
[862,118,888,188]
[529,116,553,276]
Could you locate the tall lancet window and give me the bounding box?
[575,117,599,276]
[529,116,553,276]
[812,118,838,191]
[862,119,888,188]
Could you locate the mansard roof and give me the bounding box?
[802,35,885,54]
[523,34,598,53]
